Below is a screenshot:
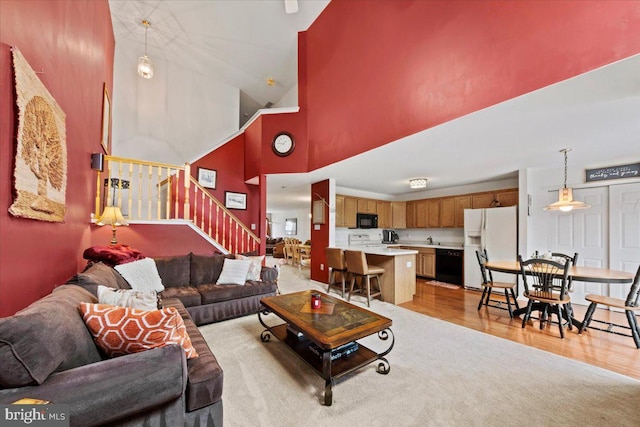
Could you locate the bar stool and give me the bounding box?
[326,248,348,298]
[344,250,384,307]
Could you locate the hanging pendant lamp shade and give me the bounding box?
[137,20,153,79]
[544,148,590,212]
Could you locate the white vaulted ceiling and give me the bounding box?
[108,1,640,212]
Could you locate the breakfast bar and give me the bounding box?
[337,245,418,305]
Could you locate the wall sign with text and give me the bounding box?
[586,163,640,182]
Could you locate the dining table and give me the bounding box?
[484,260,635,329]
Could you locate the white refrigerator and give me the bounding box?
[463,206,517,289]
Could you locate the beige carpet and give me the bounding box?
[199,262,640,426]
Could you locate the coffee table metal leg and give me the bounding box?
[322,350,333,405]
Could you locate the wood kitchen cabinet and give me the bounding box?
[406,201,417,228]
[454,195,471,227]
[357,198,377,214]
[495,189,519,207]
[391,202,406,229]
[440,197,455,228]
[336,195,357,228]
[427,199,440,228]
[377,201,392,228]
[415,200,428,228]
[472,192,495,209]
[402,247,435,278]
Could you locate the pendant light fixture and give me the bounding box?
[137,19,153,79]
[544,148,590,212]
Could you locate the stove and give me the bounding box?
[348,234,383,247]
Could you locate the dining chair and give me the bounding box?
[519,255,572,338]
[326,248,348,298]
[345,250,384,307]
[298,245,311,274]
[475,249,519,317]
[579,265,640,348]
[551,252,579,291]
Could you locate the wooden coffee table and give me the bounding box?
[258,290,394,406]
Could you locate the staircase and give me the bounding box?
[95,155,259,254]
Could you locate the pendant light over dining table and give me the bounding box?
[137,19,153,79]
[544,148,590,212]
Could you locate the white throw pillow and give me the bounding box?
[114,257,164,292]
[216,259,252,285]
[236,254,265,281]
[97,285,158,311]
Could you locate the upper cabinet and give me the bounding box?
[357,198,377,214]
[472,192,495,209]
[377,201,392,229]
[336,195,357,228]
[391,202,406,229]
[335,188,516,229]
[496,189,519,207]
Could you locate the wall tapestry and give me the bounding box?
[9,47,67,222]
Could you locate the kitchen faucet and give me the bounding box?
[426,236,433,244]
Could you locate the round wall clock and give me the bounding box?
[272,131,295,157]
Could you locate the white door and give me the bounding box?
[548,186,608,306]
[608,182,640,302]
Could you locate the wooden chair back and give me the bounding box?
[475,249,494,285]
[344,250,368,275]
[519,255,570,300]
[326,248,346,271]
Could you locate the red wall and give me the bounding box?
[90,224,220,258]
[191,133,262,235]
[0,0,114,317]
[310,180,330,283]
[303,0,640,170]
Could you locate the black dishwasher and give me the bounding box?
[435,249,464,285]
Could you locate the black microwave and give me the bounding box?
[356,213,378,229]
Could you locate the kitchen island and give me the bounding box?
[336,245,418,305]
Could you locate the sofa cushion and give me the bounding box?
[97,285,158,310]
[197,281,278,304]
[162,299,223,411]
[190,253,228,286]
[115,258,165,292]
[83,244,145,266]
[216,259,252,285]
[67,262,131,297]
[161,286,202,308]
[154,254,191,288]
[0,285,102,388]
[79,303,198,359]
[236,254,265,281]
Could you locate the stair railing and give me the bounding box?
[95,155,259,254]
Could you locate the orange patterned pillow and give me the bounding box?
[79,303,198,359]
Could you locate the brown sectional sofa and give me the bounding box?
[0,253,278,426]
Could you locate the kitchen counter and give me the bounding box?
[336,245,418,256]
[335,245,417,305]
[390,242,464,250]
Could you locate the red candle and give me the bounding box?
[311,293,321,309]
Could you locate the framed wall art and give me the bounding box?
[101,83,111,154]
[197,167,217,189]
[225,191,247,210]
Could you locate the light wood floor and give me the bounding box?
[400,280,640,380]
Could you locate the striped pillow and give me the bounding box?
[216,258,252,285]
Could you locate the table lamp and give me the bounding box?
[97,206,128,245]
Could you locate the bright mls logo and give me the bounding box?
[0,404,69,426]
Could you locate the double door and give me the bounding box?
[547,182,640,306]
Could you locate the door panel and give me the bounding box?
[548,186,608,305]
[609,183,640,303]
